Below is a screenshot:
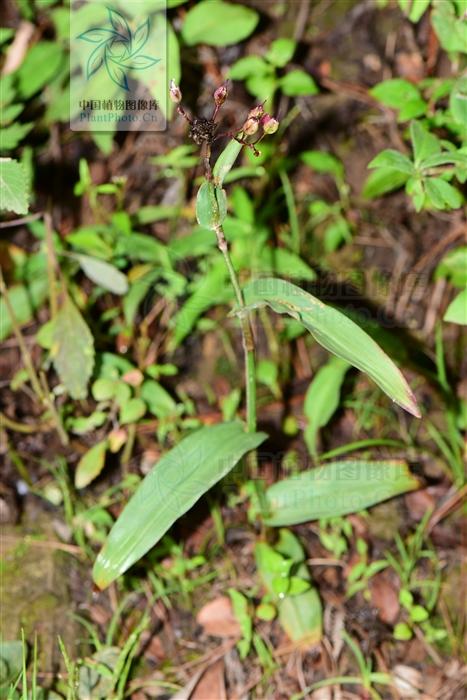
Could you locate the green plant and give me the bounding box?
[364,120,466,210]
[90,84,422,648]
[385,511,447,644]
[229,37,318,103]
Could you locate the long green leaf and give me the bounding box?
[93,422,267,588]
[304,357,350,457]
[243,278,420,417]
[264,460,419,526]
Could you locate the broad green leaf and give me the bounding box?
[75,254,128,295]
[424,177,462,210]
[0,158,30,214]
[213,139,243,187]
[410,120,441,164]
[256,530,322,644]
[370,79,426,120]
[51,296,95,399]
[75,439,108,489]
[435,247,467,286]
[301,150,344,178]
[450,76,467,126]
[243,278,420,417]
[196,181,227,230]
[141,379,177,418]
[432,0,467,54]
[367,149,415,175]
[304,357,350,457]
[0,277,48,341]
[257,247,317,281]
[265,38,296,67]
[0,122,34,150]
[0,640,23,692]
[15,40,64,99]
[182,0,259,46]
[93,422,267,588]
[119,397,146,425]
[362,168,409,198]
[400,0,431,22]
[444,287,467,325]
[280,69,318,96]
[264,460,420,526]
[229,55,270,80]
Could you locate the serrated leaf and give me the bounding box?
[75,254,128,295]
[51,296,95,399]
[0,158,29,214]
[243,278,420,417]
[75,439,108,489]
[264,460,420,526]
[93,422,267,588]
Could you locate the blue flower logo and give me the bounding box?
[78,6,160,91]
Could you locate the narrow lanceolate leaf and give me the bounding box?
[304,357,350,457]
[75,254,129,295]
[264,460,420,526]
[213,139,243,187]
[93,422,267,589]
[243,278,420,417]
[51,296,95,399]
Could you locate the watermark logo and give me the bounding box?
[78,7,160,91]
[70,0,168,132]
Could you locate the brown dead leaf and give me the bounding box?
[405,488,436,520]
[369,572,400,625]
[191,660,226,700]
[196,596,241,638]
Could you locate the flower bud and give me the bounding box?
[261,115,279,134]
[169,79,182,104]
[248,104,265,120]
[214,83,228,106]
[242,117,259,136]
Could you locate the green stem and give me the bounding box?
[214,224,257,435]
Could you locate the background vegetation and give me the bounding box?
[1,0,466,698]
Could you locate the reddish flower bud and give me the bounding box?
[242,117,259,136]
[261,115,279,134]
[214,83,228,106]
[248,104,265,120]
[169,79,182,104]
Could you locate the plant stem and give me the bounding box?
[44,211,59,319]
[214,224,256,435]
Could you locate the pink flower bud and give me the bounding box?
[242,117,259,136]
[169,79,182,104]
[214,83,228,106]
[248,104,265,120]
[261,115,279,134]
